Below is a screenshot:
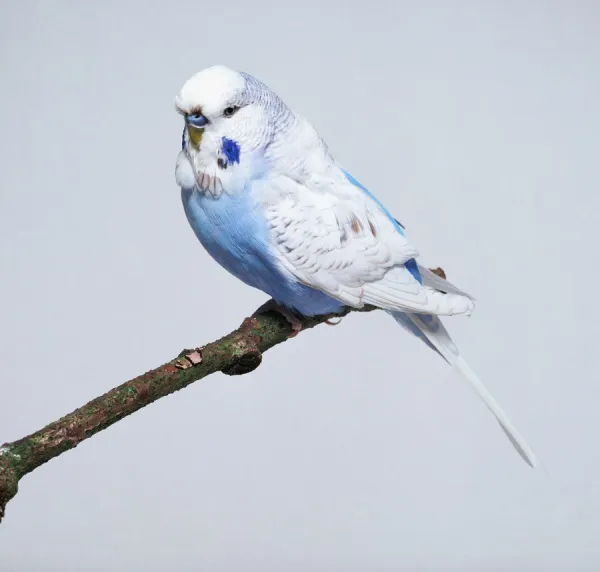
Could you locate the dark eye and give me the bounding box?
[223,106,238,118]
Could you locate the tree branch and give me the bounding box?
[0,302,377,523]
[0,267,451,522]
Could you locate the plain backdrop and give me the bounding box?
[1,1,599,571]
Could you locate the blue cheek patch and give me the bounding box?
[222,137,241,165]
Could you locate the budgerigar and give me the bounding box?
[174,65,538,467]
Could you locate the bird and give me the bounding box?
[174,65,538,468]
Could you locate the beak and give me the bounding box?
[186,125,204,149]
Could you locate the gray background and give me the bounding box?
[1,1,598,570]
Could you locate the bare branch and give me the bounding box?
[0,302,377,523]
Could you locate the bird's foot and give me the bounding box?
[324,317,343,326]
[253,300,303,338]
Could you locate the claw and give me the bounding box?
[325,317,343,326]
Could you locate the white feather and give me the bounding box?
[404,313,539,467]
[254,167,475,315]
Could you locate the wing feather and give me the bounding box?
[259,171,474,315]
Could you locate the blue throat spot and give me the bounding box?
[221,137,241,164]
[181,127,186,150]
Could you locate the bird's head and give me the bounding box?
[175,65,293,194]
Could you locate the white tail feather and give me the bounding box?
[403,313,539,468]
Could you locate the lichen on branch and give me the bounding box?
[0,302,377,523]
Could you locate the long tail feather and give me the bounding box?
[391,311,539,468]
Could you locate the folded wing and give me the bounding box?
[261,173,475,316]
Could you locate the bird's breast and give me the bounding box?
[181,185,344,316]
[181,187,279,289]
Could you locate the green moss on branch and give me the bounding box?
[0,303,376,523]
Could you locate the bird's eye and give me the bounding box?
[223,106,238,118]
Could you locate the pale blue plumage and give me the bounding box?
[181,186,344,316]
[173,65,539,467]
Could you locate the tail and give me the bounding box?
[391,311,539,468]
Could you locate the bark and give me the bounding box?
[0,268,449,523]
[0,303,377,523]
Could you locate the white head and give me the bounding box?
[175,66,296,195]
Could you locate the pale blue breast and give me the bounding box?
[181,187,344,316]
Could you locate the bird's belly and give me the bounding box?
[181,188,343,316]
